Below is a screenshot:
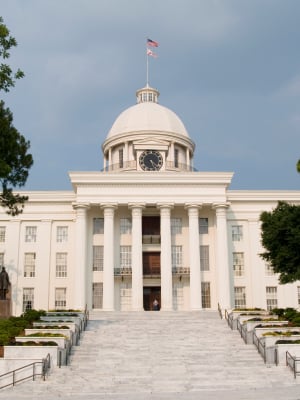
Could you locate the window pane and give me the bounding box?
[24,253,36,277]
[55,288,66,309]
[93,282,103,308]
[57,226,68,243]
[23,288,34,312]
[233,252,244,277]
[266,286,277,310]
[172,245,182,269]
[171,218,182,235]
[93,218,104,234]
[25,226,37,243]
[0,227,6,242]
[120,246,131,268]
[93,246,103,271]
[202,282,211,308]
[234,287,246,308]
[199,218,208,234]
[200,245,209,271]
[56,253,67,277]
[232,225,243,241]
[120,218,132,234]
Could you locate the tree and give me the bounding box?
[0,16,33,215]
[297,159,300,173]
[0,101,33,215]
[0,16,24,91]
[260,201,300,284]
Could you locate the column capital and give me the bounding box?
[212,202,230,211]
[100,203,118,210]
[128,203,146,210]
[157,203,174,210]
[184,203,202,210]
[72,202,90,211]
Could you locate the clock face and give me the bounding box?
[139,150,163,171]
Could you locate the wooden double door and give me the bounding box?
[143,252,160,275]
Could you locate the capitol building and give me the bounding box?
[0,84,300,316]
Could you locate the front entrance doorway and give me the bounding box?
[143,287,161,311]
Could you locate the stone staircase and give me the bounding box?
[2,311,300,400]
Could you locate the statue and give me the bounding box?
[0,267,10,300]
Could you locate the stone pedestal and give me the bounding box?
[0,299,11,318]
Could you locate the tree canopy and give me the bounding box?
[0,16,33,215]
[260,201,300,284]
[297,159,300,173]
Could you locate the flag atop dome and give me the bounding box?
[147,38,159,47]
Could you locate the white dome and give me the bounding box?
[107,101,189,139]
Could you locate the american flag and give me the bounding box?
[147,48,158,58]
[147,38,159,47]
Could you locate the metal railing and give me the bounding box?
[253,331,266,363]
[0,353,51,390]
[286,351,300,378]
[172,267,190,275]
[142,235,161,244]
[114,267,132,276]
[101,161,198,173]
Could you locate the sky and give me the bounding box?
[1,0,300,191]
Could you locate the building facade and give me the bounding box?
[1,85,300,315]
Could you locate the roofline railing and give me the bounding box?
[101,160,197,172]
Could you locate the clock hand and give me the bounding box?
[150,160,158,168]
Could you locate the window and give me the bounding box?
[171,218,182,235]
[265,262,275,276]
[172,245,182,269]
[56,226,68,243]
[0,253,4,266]
[24,253,36,277]
[93,246,104,271]
[23,288,34,312]
[148,92,153,102]
[202,282,211,308]
[234,287,246,308]
[56,253,67,277]
[119,149,124,168]
[266,287,277,310]
[25,226,37,243]
[93,282,103,309]
[120,218,132,234]
[55,288,67,310]
[174,148,179,168]
[232,225,243,241]
[0,226,6,242]
[120,246,131,268]
[200,245,210,271]
[233,252,244,277]
[199,218,208,234]
[93,218,104,234]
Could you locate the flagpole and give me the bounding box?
[146,48,149,86]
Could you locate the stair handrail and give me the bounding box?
[217,303,223,319]
[286,350,300,378]
[0,353,51,390]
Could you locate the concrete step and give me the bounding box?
[3,311,300,400]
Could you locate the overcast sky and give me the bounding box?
[1,0,300,191]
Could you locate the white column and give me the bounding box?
[101,203,117,311]
[73,203,90,310]
[186,148,190,167]
[185,204,202,310]
[124,141,129,164]
[158,203,174,311]
[213,203,231,310]
[129,203,145,311]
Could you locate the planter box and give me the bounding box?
[226,311,267,330]
[0,358,45,388]
[4,346,58,365]
[240,321,288,344]
[25,329,74,345]
[15,336,67,348]
[254,327,300,338]
[275,344,300,365]
[32,322,79,345]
